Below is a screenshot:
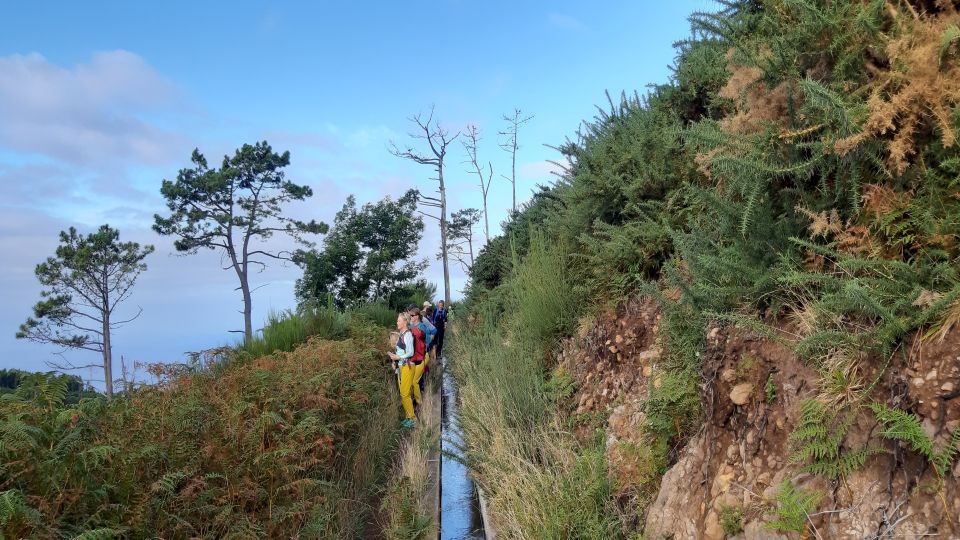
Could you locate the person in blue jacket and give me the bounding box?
[432,300,448,360]
[418,304,437,393]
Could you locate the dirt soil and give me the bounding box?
[557,297,960,539]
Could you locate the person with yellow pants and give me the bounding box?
[388,311,421,428]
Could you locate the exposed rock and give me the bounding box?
[943,381,955,392]
[721,368,737,383]
[927,369,939,381]
[743,521,786,539]
[730,383,753,405]
[703,510,724,540]
[644,432,709,538]
[636,349,660,362]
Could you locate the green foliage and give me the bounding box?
[239,298,351,357]
[16,225,154,398]
[295,190,426,308]
[789,400,884,479]
[720,504,744,536]
[544,367,576,403]
[468,187,564,294]
[386,279,437,312]
[766,480,822,534]
[381,478,432,540]
[457,0,960,530]
[452,228,620,538]
[871,403,960,478]
[506,230,579,350]
[765,373,777,403]
[154,141,326,342]
[0,370,97,404]
[446,207,482,272]
[0,318,399,538]
[352,300,399,328]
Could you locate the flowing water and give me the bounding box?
[439,357,486,539]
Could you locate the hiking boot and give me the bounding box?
[401,418,416,429]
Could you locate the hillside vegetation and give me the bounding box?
[0,313,399,538]
[456,0,960,537]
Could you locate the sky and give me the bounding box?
[0,1,713,383]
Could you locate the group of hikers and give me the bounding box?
[387,300,448,428]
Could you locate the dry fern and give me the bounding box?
[836,6,960,174]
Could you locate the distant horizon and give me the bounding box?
[0,1,714,384]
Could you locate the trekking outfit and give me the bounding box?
[418,317,436,393]
[394,329,419,424]
[403,323,427,421]
[432,307,448,360]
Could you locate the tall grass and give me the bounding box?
[382,371,440,540]
[352,300,398,328]
[451,231,621,539]
[239,297,351,358]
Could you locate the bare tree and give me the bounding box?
[462,125,494,244]
[390,107,459,304]
[499,109,534,214]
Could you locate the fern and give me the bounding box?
[871,403,960,478]
[766,480,822,533]
[0,489,42,526]
[71,528,123,540]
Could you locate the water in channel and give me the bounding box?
[439,357,485,540]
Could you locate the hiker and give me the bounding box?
[406,306,427,410]
[432,300,449,360]
[387,311,419,428]
[416,305,436,393]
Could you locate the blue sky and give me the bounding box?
[0,1,712,382]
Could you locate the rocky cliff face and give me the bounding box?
[557,298,960,539]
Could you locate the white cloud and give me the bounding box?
[0,50,186,167]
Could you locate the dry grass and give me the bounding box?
[933,296,960,342]
[382,372,439,540]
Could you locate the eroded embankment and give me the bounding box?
[558,297,960,538]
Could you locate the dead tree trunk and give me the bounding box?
[499,109,533,215]
[463,124,493,244]
[390,106,459,304]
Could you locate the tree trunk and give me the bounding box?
[102,310,113,399]
[511,138,517,214]
[241,275,253,344]
[468,234,474,267]
[483,199,490,244]
[439,167,452,305]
